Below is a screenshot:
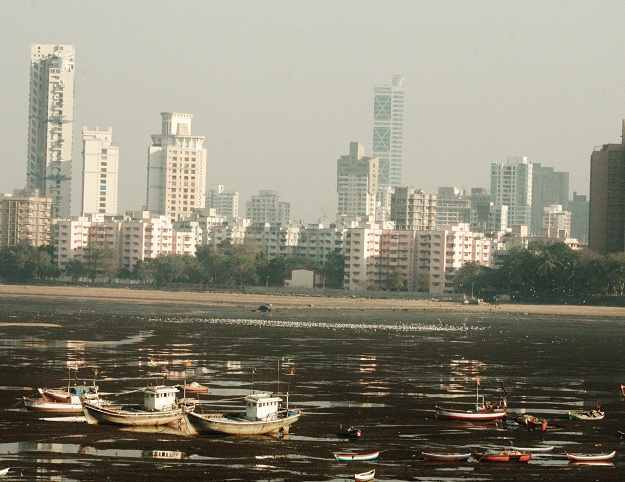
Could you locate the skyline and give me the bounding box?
[2,1,625,222]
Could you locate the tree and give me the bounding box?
[84,243,118,282]
[386,268,406,291]
[322,249,345,289]
[64,258,85,282]
[0,244,52,282]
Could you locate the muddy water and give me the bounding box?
[0,304,624,481]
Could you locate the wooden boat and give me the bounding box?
[474,450,531,463]
[620,384,625,396]
[568,409,604,420]
[337,425,362,438]
[0,468,8,477]
[515,414,548,431]
[24,384,104,414]
[83,385,191,427]
[186,392,300,436]
[509,445,555,453]
[333,450,380,462]
[422,452,471,461]
[176,381,209,394]
[354,469,375,481]
[567,450,616,462]
[435,381,507,421]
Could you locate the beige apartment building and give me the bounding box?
[0,189,51,247]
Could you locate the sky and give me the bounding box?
[2,0,625,223]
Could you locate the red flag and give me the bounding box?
[290,368,296,375]
[186,359,192,367]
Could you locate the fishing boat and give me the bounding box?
[568,409,604,420]
[567,450,616,462]
[509,445,555,453]
[515,414,548,431]
[176,381,209,394]
[435,379,507,421]
[422,452,471,461]
[333,450,380,462]
[474,450,531,463]
[0,468,8,477]
[354,469,375,481]
[83,385,192,427]
[186,392,300,436]
[24,383,104,414]
[337,425,362,438]
[620,384,625,396]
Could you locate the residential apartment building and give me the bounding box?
[542,205,571,238]
[206,184,239,219]
[27,44,75,219]
[147,112,207,222]
[589,120,625,254]
[491,156,532,229]
[531,163,569,237]
[390,186,436,230]
[246,223,300,259]
[337,142,378,221]
[246,190,290,225]
[0,189,51,247]
[81,127,119,216]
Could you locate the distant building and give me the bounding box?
[531,163,569,236]
[390,186,436,230]
[569,192,589,245]
[491,156,532,229]
[27,44,75,219]
[337,142,378,221]
[373,74,404,188]
[81,127,119,216]
[0,189,51,247]
[147,112,207,222]
[206,184,239,219]
[588,121,625,254]
[246,190,290,225]
[542,204,571,238]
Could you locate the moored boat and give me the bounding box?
[24,384,104,414]
[83,385,191,427]
[176,381,209,394]
[435,380,507,421]
[337,425,361,438]
[567,450,616,462]
[515,414,548,431]
[474,450,531,463]
[568,409,604,420]
[333,450,380,462]
[509,445,555,453]
[186,392,300,436]
[354,469,375,481]
[620,384,625,396]
[0,468,8,477]
[422,451,471,461]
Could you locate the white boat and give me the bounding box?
[24,384,104,414]
[83,385,192,427]
[186,392,301,436]
[568,409,604,420]
[0,468,8,477]
[355,469,375,481]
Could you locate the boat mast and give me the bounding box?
[476,375,480,408]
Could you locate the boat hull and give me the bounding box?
[333,451,380,462]
[567,450,616,462]
[354,469,375,481]
[475,451,531,463]
[83,402,185,427]
[186,410,301,435]
[435,406,506,421]
[24,397,84,414]
[509,446,554,453]
[422,452,471,461]
[568,410,604,421]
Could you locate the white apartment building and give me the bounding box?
[337,142,379,221]
[0,189,51,247]
[491,156,532,229]
[390,186,437,230]
[147,112,207,222]
[206,185,239,219]
[82,127,119,216]
[27,44,75,219]
[246,190,290,225]
[246,223,301,259]
[542,204,571,238]
[291,222,350,267]
[415,223,492,295]
[208,218,251,247]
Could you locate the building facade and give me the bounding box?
[206,184,239,219]
[390,186,437,230]
[569,192,589,246]
[81,127,119,216]
[0,189,51,247]
[373,74,404,188]
[336,142,379,221]
[490,156,532,229]
[147,112,207,222]
[245,190,290,225]
[27,44,75,219]
[542,204,571,238]
[531,163,569,237]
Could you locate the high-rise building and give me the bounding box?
[373,74,404,188]
[336,142,379,221]
[390,186,436,230]
[531,163,569,236]
[490,156,532,229]
[570,192,589,245]
[81,127,119,216]
[206,184,239,219]
[0,189,51,247]
[147,112,207,222]
[27,44,75,219]
[245,190,290,225]
[589,120,625,254]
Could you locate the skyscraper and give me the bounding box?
[81,127,119,216]
[373,74,404,188]
[490,156,533,228]
[27,44,75,219]
[146,112,207,222]
[336,142,378,221]
[531,163,569,236]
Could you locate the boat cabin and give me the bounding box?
[143,386,179,411]
[245,393,282,421]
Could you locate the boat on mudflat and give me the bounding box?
[474,450,531,463]
[333,450,380,462]
[515,414,548,431]
[24,384,104,415]
[422,452,471,461]
[176,381,209,394]
[435,380,507,421]
[509,445,555,453]
[354,469,375,481]
[337,425,361,438]
[567,450,616,462]
[568,409,604,420]
[620,384,625,396]
[186,392,300,436]
[83,385,192,427]
[0,468,8,477]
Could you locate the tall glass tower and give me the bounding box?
[27,44,75,219]
[373,74,404,188]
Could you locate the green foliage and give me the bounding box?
[385,268,406,291]
[0,244,53,282]
[321,249,345,289]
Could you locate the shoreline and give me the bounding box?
[1,283,624,318]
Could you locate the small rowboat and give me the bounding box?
[422,452,471,461]
[509,445,555,453]
[354,469,375,481]
[333,450,380,462]
[620,384,625,396]
[516,414,547,431]
[337,426,362,438]
[567,450,616,462]
[0,468,9,477]
[568,409,604,421]
[475,450,531,463]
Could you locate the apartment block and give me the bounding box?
[82,127,119,216]
[245,190,290,225]
[390,186,436,230]
[0,189,51,247]
[337,142,378,221]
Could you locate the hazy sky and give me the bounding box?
[2,1,625,222]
